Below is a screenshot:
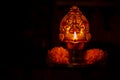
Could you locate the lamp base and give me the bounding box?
[66,42,85,66]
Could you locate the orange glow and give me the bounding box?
[73,31,77,40]
[80,29,83,35]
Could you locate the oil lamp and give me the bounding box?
[59,6,91,65]
[59,6,91,43]
[48,6,105,66]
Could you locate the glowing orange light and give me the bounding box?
[73,31,77,41]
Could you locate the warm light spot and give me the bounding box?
[73,31,77,40]
[80,30,83,34]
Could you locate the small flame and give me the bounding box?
[73,31,77,40]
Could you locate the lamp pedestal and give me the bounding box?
[66,42,85,66]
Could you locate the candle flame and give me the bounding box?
[73,31,77,40]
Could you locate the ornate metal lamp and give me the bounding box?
[59,6,91,65]
[48,6,105,67]
[59,6,91,43]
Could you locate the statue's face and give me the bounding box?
[59,6,91,43]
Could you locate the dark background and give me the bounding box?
[10,0,120,80]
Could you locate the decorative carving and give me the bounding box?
[59,6,91,43]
